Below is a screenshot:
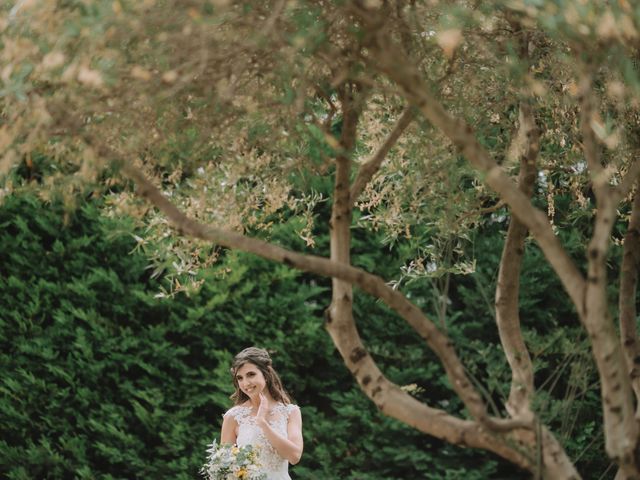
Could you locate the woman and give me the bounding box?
[221,347,303,480]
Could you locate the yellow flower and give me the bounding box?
[236,467,248,479]
[231,446,239,455]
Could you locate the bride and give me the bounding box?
[221,347,303,480]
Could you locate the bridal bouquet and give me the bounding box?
[201,440,266,480]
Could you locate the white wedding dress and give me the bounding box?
[224,402,299,480]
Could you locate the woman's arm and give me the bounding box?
[220,413,238,444]
[256,397,303,464]
[286,407,303,464]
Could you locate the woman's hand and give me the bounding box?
[256,393,270,428]
[253,400,303,465]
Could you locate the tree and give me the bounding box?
[2,1,640,477]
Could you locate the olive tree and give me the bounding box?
[2,1,640,477]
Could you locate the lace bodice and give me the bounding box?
[224,402,299,480]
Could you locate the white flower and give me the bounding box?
[200,440,266,480]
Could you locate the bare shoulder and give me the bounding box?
[286,404,302,420]
[221,409,239,444]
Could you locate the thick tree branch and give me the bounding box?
[328,83,536,461]
[316,83,530,466]
[578,72,639,474]
[620,184,640,415]
[349,106,415,207]
[579,80,640,469]
[495,103,538,422]
[366,380,533,468]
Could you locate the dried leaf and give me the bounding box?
[131,65,152,81]
[77,66,103,88]
[436,29,462,59]
[41,51,66,70]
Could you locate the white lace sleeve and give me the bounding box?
[285,403,300,418]
[223,405,248,423]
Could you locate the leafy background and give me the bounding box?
[0,184,611,479]
[1,1,637,479]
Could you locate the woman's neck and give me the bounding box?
[246,393,275,409]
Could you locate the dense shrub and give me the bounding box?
[0,192,607,479]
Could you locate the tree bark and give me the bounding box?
[495,104,538,421]
[617,184,640,480]
[620,185,640,413]
[578,78,639,477]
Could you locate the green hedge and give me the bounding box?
[1,192,604,478]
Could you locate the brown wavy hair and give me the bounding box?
[230,347,292,405]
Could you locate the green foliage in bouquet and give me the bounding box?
[201,440,265,480]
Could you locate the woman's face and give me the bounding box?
[235,362,267,399]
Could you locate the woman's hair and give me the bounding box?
[230,347,292,405]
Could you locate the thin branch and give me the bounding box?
[349,106,415,207]
[456,200,506,224]
[614,158,640,203]
[578,75,605,187]
[495,102,538,421]
[361,24,587,316]
[262,0,286,35]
